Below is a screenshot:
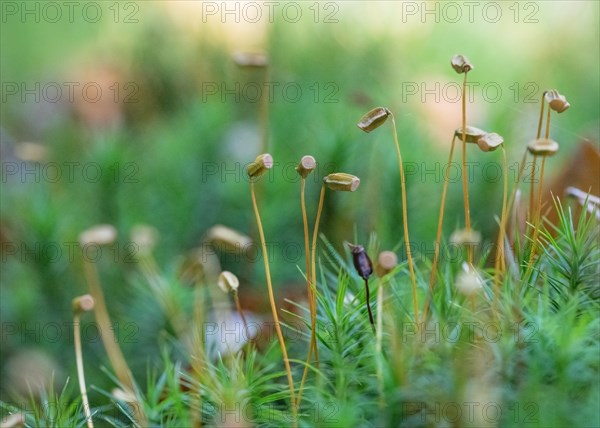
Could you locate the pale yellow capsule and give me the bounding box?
[14,142,48,163]
[375,251,398,277]
[218,271,240,293]
[72,294,95,314]
[0,413,26,428]
[296,155,316,178]
[450,228,481,247]
[205,225,252,252]
[247,153,273,179]
[454,126,487,143]
[456,264,483,295]
[79,224,117,247]
[527,138,559,156]
[130,224,158,256]
[477,133,504,152]
[323,173,360,192]
[232,51,268,68]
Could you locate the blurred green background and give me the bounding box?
[1,0,598,401]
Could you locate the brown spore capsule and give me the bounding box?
[357,107,391,133]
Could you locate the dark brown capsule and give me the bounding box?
[347,243,373,280]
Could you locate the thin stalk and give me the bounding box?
[536,93,546,138]
[250,182,297,420]
[390,311,404,387]
[529,99,545,219]
[82,260,147,426]
[364,278,375,333]
[190,278,205,428]
[376,278,385,408]
[508,93,546,219]
[459,71,473,265]
[389,113,419,324]
[232,290,251,342]
[529,155,537,217]
[295,352,311,409]
[493,145,509,312]
[192,267,206,366]
[524,155,547,282]
[82,260,134,391]
[499,145,509,274]
[297,178,315,408]
[422,135,457,322]
[310,184,326,366]
[524,108,552,282]
[73,312,94,428]
[506,150,528,222]
[300,178,314,318]
[544,104,551,139]
[297,183,325,408]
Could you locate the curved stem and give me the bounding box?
[423,135,457,322]
[300,178,313,315]
[296,178,315,408]
[460,71,473,265]
[524,106,552,282]
[529,155,538,217]
[310,184,326,366]
[507,92,547,226]
[389,113,419,324]
[493,146,509,312]
[506,150,528,225]
[524,155,547,282]
[500,146,508,275]
[82,260,141,414]
[295,349,312,409]
[536,93,546,139]
[74,313,94,428]
[364,278,375,333]
[529,95,546,217]
[232,290,251,343]
[544,103,551,139]
[297,183,326,407]
[190,269,206,425]
[250,182,297,418]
